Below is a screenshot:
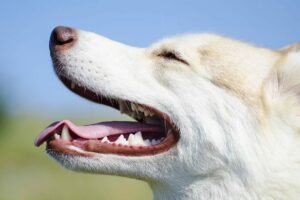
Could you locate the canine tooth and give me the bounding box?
[54,133,60,140]
[115,135,128,145]
[61,126,71,141]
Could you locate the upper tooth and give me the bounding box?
[119,101,126,113]
[115,135,128,145]
[138,106,145,112]
[144,110,150,117]
[131,103,137,111]
[61,126,71,141]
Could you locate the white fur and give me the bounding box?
[49,29,300,200]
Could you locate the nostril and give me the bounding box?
[50,26,76,51]
[53,30,74,45]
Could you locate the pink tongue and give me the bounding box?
[34,120,164,147]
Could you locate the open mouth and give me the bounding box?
[35,76,179,156]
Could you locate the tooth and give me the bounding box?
[130,103,135,111]
[134,132,145,146]
[71,82,75,89]
[145,110,151,117]
[144,139,151,146]
[138,106,145,112]
[128,133,135,145]
[155,139,161,145]
[118,101,126,113]
[151,139,158,145]
[101,136,109,143]
[54,133,60,140]
[149,112,154,117]
[115,134,128,145]
[61,126,71,141]
[131,103,136,111]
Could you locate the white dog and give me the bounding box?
[35,26,300,200]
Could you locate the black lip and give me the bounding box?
[59,75,121,112]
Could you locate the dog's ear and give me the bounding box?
[264,45,300,124]
[278,42,300,54]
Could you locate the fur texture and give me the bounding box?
[48,29,300,200]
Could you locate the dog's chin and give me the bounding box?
[46,143,179,181]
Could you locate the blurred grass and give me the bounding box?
[0,117,152,200]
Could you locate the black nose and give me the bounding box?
[50,26,76,51]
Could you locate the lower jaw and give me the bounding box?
[46,131,178,157]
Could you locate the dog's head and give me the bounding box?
[36,27,300,189]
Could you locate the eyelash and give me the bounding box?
[157,51,189,65]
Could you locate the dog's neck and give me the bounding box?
[149,175,256,200]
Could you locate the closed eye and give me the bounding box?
[157,51,189,65]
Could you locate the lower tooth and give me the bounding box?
[54,133,60,140]
[128,133,135,145]
[115,135,128,145]
[151,139,161,145]
[134,132,145,146]
[101,136,110,143]
[128,132,145,146]
[144,139,151,146]
[61,126,72,141]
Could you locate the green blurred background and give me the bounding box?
[1,0,300,199]
[0,116,151,200]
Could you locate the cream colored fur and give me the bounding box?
[48,29,300,200]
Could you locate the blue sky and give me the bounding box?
[1,0,300,117]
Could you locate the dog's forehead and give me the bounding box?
[150,34,281,106]
[149,34,218,52]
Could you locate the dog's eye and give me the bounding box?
[158,51,189,65]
